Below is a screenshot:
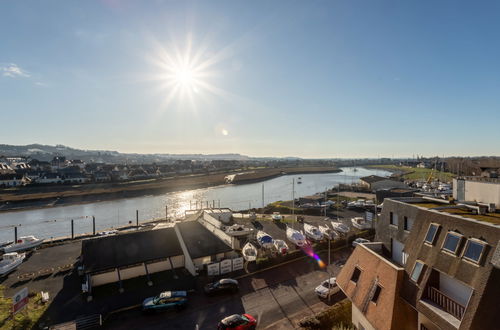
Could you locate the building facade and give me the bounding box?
[338,197,500,330]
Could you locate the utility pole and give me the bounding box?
[262,184,265,209]
[292,178,295,226]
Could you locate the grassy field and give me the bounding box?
[367,165,455,182]
[0,286,48,330]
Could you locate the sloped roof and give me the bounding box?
[336,244,404,330]
[177,220,232,259]
[81,228,183,273]
[360,175,389,184]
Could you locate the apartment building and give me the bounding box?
[337,197,500,330]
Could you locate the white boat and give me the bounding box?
[331,221,350,234]
[256,231,274,249]
[304,223,323,241]
[271,212,282,221]
[274,239,288,255]
[286,227,306,247]
[224,224,253,237]
[351,217,371,229]
[318,224,337,240]
[3,236,43,253]
[0,252,25,276]
[242,242,257,262]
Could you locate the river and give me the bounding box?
[0,167,390,242]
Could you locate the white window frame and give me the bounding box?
[424,223,439,245]
[462,239,487,264]
[410,260,425,282]
[441,232,463,255]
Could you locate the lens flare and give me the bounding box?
[300,242,326,268]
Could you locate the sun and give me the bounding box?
[174,67,195,86]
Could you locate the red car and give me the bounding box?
[217,313,257,330]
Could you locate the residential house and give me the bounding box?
[0,173,25,187]
[337,196,500,330]
[36,173,63,184]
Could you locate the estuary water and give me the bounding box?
[0,167,390,242]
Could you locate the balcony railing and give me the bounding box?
[426,286,466,320]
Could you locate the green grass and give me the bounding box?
[367,165,455,182]
[0,286,48,330]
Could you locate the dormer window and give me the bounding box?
[441,232,463,255]
[463,239,487,264]
[424,223,439,245]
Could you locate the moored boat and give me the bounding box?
[242,242,258,262]
[3,236,43,253]
[286,227,306,247]
[256,231,274,249]
[273,239,288,255]
[318,224,337,240]
[331,221,350,234]
[303,223,323,241]
[351,217,371,229]
[0,252,25,276]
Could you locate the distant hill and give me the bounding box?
[0,144,254,163]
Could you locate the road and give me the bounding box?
[105,248,351,330]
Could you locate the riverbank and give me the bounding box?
[364,165,455,181]
[0,166,341,213]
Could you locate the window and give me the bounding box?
[411,261,424,282]
[371,285,382,303]
[463,239,486,263]
[390,212,398,226]
[424,224,439,244]
[404,216,414,231]
[351,267,361,283]
[442,232,462,254]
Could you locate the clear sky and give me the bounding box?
[1,0,499,158]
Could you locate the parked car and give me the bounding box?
[315,277,340,299]
[217,313,257,330]
[142,291,187,312]
[352,238,370,247]
[204,278,239,295]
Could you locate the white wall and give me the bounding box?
[91,269,119,286]
[146,260,171,273]
[391,239,405,266]
[119,264,146,281]
[351,303,376,330]
[439,272,472,307]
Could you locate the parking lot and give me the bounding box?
[105,247,352,329]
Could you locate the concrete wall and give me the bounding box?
[91,269,119,286]
[199,214,234,248]
[119,264,147,281]
[146,260,171,273]
[453,178,500,205]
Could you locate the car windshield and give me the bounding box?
[322,281,330,288]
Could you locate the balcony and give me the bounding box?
[425,286,465,320]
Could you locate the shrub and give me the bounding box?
[299,299,353,330]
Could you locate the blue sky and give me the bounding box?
[1,0,499,158]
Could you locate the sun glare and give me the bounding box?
[146,35,232,111]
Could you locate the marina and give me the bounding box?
[0,167,389,244]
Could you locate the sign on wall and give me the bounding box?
[12,287,29,314]
[207,263,220,276]
[220,259,232,274]
[232,257,244,271]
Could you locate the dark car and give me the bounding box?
[204,278,239,295]
[217,313,257,330]
[142,291,187,313]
